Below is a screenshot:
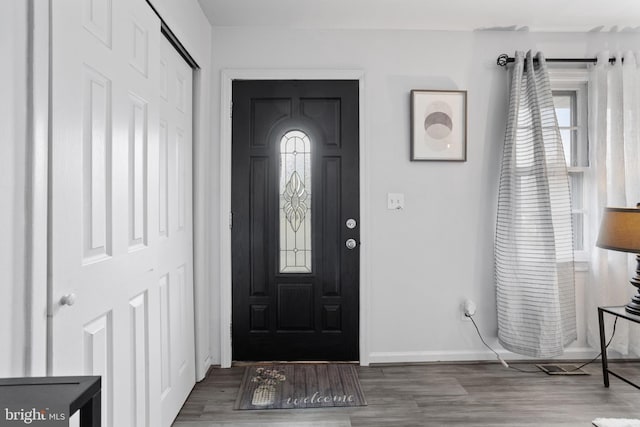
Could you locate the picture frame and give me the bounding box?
[410,89,467,161]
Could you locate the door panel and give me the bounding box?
[232,80,359,361]
[50,1,194,426]
[157,36,196,427]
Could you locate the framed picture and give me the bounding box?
[410,89,467,161]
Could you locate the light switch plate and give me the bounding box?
[387,193,404,210]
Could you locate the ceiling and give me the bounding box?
[197,0,640,32]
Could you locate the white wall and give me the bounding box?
[209,28,640,364]
[0,1,28,377]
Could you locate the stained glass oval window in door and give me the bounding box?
[279,130,312,273]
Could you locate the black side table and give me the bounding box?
[0,376,101,426]
[598,306,640,389]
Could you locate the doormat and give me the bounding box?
[234,364,367,410]
[536,364,589,375]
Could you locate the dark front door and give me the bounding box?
[232,80,359,361]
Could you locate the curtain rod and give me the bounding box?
[496,53,618,67]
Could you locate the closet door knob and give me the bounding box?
[60,293,77,306]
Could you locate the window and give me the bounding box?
[279,130,312,273]
[550,70,589,260]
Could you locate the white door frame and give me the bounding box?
[219,69,370,368]
[25,0,50,377]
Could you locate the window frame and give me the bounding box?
[548,69,590,265]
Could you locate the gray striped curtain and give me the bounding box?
[495,51,576,358]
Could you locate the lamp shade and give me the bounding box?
[596,207,640,253]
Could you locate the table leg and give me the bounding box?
[598,308,609,387]
[80,390,101,427]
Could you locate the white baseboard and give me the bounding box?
[367,346,602,365]
[197,355,213,381]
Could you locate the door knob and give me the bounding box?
[60,293,77,306]
[345,239,357,250]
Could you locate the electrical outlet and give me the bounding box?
[387,193,404,210]
[463,299,476,317]
[460,299,476,320]
[459,303,470,320]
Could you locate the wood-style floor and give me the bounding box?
[173,361,639,427]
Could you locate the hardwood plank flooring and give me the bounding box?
[173,362,639,426]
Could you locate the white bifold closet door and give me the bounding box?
[50,0,195,426]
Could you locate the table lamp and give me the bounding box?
[596,205,640,315]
